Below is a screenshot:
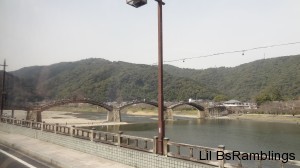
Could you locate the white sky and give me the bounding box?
[0,0,300,71]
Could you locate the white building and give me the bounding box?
[223,100,257,109]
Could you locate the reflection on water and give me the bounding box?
[84,117,300,160]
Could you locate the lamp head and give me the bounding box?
[126,0,147,8]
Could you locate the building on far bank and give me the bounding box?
[223,100,243,107]
[223,100,257,109]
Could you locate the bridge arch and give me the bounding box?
[119,101,167,111]
[4,106,30,120]
[167,102,206,120]
[168,102,205,111]
[114,101,168,122]
[31,99,113,122]
[39,99,113,112]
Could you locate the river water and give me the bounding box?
[83,114,300,161]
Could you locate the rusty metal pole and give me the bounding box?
[0,59,7,116]
[157,0,165,155]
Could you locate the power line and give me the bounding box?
[155,41,300,64]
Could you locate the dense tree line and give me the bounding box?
[1,55,300,105]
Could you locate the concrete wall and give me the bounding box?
[0,123,214,168]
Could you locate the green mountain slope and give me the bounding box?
[5,55,300,104]
[164,55,300,101]
[10,58,217,103]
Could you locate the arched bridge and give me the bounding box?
[166,102,205,120]
[4,106,31,111]
[39,99,113,112]
[118,100,167,111]
[26,99,113,122]
[168,102,205,111]
[6,99,207,122]
[109,100,168,122]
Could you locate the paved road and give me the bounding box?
[0,144,54,168]
[0,130,133,168]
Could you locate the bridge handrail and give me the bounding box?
[223,149,300,167]
[21,120,32,128]
[1,116,299,168]
[120,134,154,153]
[92,129,119,145]
[165,140,219,166]
[166,140,300,168]
[72,127,92,140]
[31,121,42,130]
[43,123,56,133]
[56,125,71,135]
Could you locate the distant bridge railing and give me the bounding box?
[1,116,299,168]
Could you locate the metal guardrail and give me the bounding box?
[1,116,299,168]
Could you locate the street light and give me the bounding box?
[126,0,165,155]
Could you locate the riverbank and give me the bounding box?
[7,110,299,126]
[11,110,129,127]
[128,110,300,124]
[225,113,300,124]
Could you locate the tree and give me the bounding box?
[255,87,282,105]
[213,95,228,102]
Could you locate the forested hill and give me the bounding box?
[3,55,300,104]
[164,55,300,101]
[8,58,217,103]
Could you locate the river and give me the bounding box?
[82,114,300,161]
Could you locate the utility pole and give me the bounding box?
[0,59,7,116]
[156,0,165,155]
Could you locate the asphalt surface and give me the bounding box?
[0,144,54,168]
[0,130,133,168]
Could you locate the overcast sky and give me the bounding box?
[1,0,300,71]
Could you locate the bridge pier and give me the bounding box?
[107,111,114,122]
[107,108,121,122]
[197,110,205,119]
[165,108,173,120]
[26,110,42,122]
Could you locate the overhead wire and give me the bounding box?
[151,41,300,65]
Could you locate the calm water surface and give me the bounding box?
[85,115,300,160]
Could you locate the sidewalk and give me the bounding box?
[0,131,133,168]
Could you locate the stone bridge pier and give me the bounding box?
[165,108,206,120]
[107,108,121,122]
[198,110,206,119]
[26,108,42,122]
[165,108,174,120]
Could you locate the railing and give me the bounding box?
[120,134,154,153]
[72,127,91,140]
[163,139,300,168]
[22,120,32,128]
[31,121,42,130]
[165,140,220,166]
[14,119,23,126]
[43,123,56,133]
[56,125,70,135]
[92,130,119,145]
[223,150,300,168]
[1,116,300,168]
